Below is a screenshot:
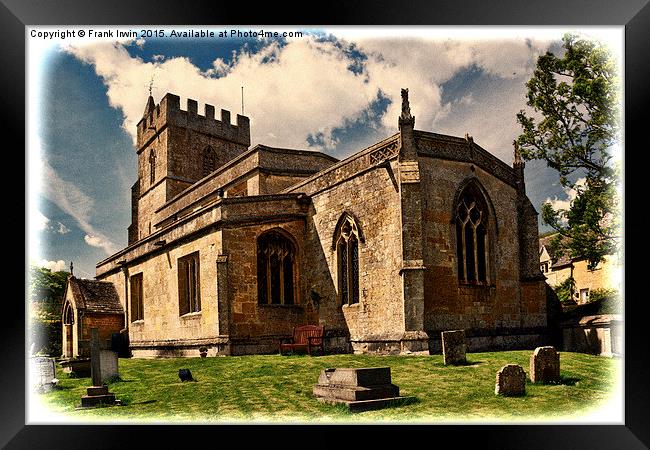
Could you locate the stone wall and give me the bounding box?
[418,156,546,340]
[298,160,405,349]
[222,220,317,349]
[151,147,335,231]
[571,257,620,303]
[78,313,124,357]
[134,93,251,242]
[561,314,622,356]
[100,231,223,353]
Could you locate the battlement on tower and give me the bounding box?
[136,93,251,151]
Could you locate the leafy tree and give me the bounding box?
[516,33,621,269]
[29,265,69,319]
[29,265,69,356]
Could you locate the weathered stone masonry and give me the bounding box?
[90,89,548,357]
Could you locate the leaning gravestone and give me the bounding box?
[30,356,58,392]
[495,364,526,396]
[80,328,116,407]
[530,346,560,384]
[313,367,415,412]
[441,330,467,365]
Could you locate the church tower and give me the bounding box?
[128,93,251,244]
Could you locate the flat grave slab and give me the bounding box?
[313,367,415,412]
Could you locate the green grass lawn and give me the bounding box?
[35,350,621,424]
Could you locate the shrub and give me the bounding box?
[554,277,576,304]
[588,288,619,303]
[30,318,62,357]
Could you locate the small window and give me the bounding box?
[202,146,217,177]
[130,273,144,322]
[178,252,201,315]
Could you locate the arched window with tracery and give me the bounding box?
[336,214,360,305]
[455,183,490,285]
[257,230,296,305]
[202,146,217,177]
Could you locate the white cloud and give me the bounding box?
[84,234,115,253]
[35,210,71,235]
[62,33,556,159]
[57,223,70,234]
[545,178,587,223]
[36,211,49,231]
[40,158,118,255]
[38,259,67,272]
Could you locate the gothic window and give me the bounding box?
[130,273,144,322]
[149,150,156,185]
[202,146,217,177]
[257,231,296,305]
[455,184,490,285]
[62,301,73,325]
[336,214,360,305]
[178,252,201,315]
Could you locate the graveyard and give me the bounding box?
[35,349,620,423]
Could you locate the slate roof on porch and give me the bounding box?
[68,276,124,314]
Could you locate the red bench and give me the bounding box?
[279,325,325,356]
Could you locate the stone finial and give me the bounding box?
[148,75,154,97]
[513,140,523,166]
[400,88,413,120]
[143,94,155,117]
[69,261,74,276]
[465,133,473,144]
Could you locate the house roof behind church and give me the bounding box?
[539,235,572,267]
[68,277,124,314]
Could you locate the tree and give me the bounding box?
[30,265,69,318]
[29,265,69,355]
[516,33,621,270]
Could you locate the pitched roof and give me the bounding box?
[68,277,124,314]
[539,235,572,267]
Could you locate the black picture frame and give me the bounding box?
[8,0,647,448]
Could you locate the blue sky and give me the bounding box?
[27,27,623,278]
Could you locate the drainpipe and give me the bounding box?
[118,261,129,355]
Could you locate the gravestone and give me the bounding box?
[80,328,116,407]
[313,367,415,412]
[30,356,58,392]
[441,330,467,365]
[495,364,526,396]
[529,346,560,384]
[99,350,119,383]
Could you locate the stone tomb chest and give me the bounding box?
[313,367,414,412]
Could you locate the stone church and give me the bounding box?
[71,88,547,358]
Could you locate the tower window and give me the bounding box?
[149,150,156,185]
[202,146,217,177]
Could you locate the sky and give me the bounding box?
[27,26,624,279]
